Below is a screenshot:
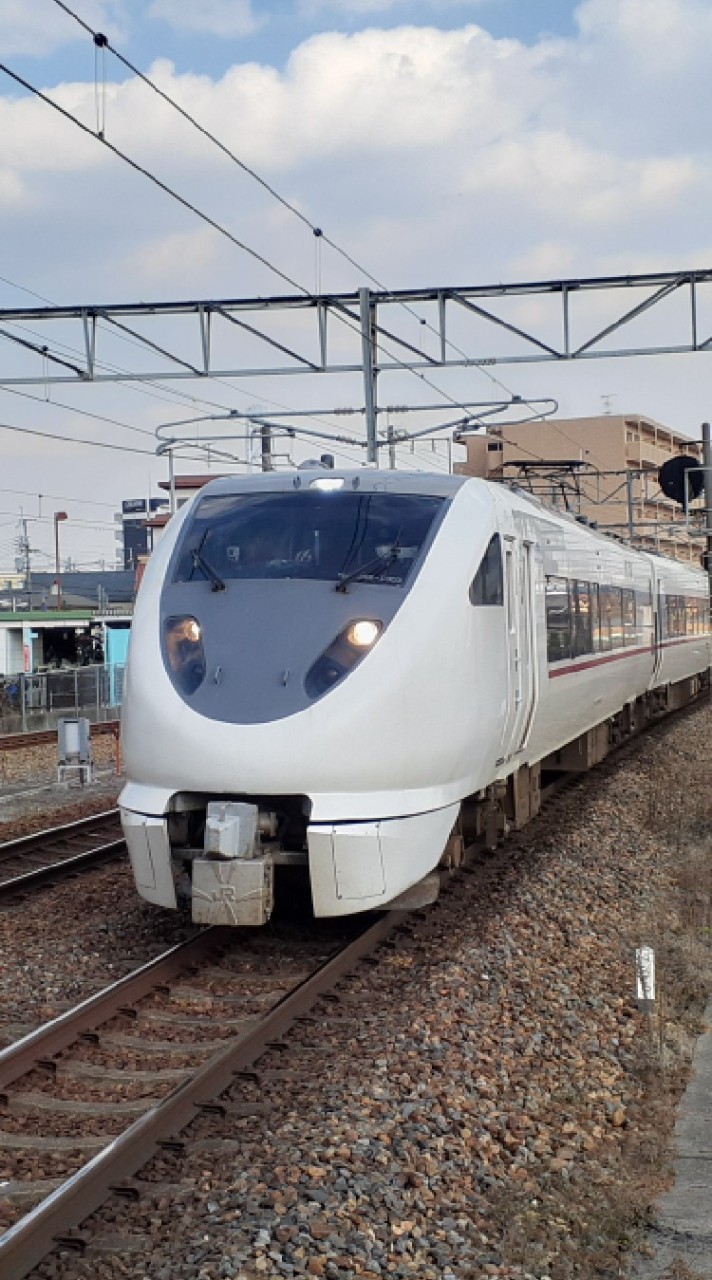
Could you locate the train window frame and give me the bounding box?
[572,581,593,658]
[171,490,446,589]
[545,575,572,663]
[601,584,625,650]
[469,534,504,606]
[622,588,636,647]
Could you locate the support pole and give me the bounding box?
[387,423,396,470]
[359,287,378,465]
[260,425,273,472]
[626,469,635,543]
[703,422,712,607]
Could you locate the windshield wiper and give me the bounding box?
[335,543,401,593]
[191,543,226,592]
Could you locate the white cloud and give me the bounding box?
[148,0,261,38]
[576,0,712,73]
[125,227,221,286]
[466,133,698,226]
[508,241,579,281]
[0,0,126,57]
[299,0,477,12]
[0,167,24,207]
[3,0,712,534]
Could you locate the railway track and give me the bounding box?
[0,810,124,900]
[0,698,706,1277]
[0,912,401,1280]
[0,722,119,754]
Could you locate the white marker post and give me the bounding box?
[636,946,656,1012]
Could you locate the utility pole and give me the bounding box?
[702,422,712,606]
[16,517,34,602]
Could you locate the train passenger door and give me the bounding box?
[652,579,663,685]
[502,537,537,758]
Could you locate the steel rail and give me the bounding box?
[0,722,119,752]
[0,911,399,1280]
[0,809,119,856]
[0,836,126,901]
[0,928,227,1091]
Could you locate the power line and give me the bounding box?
[50,0,398,288]
[46,1,550,423]
[0,417,155,456]
[0,486,118,509]
[0,63,309,297]
[0,44,540,454]
[46,4,535,403]
[1,385,155,440]
[0,273,366,442]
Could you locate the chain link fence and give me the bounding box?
[0,664,125,734]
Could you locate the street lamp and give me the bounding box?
[54,511,68,609]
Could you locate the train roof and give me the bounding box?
[195,469,468,499]
[189,470,706,580]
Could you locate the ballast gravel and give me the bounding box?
[3,705,712,1280]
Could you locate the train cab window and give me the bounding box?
[172,491,445,588]
[546,576,571,662]
[469,534,504,606]
[572,581,593,657]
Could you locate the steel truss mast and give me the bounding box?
[1,269,712,389]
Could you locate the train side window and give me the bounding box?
[598,585,614,652]
[589,583,601,652]
[572,581,593,657]
[636,588,653,645]
[546,576,571,662]
[668,595,682,637]
[609,586,625,648]
[470,534,504,606]
[622,589,636,646]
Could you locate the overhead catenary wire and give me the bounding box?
[0,53,518,442]
[1,36,546,476]
[44,5,531,404]
[47,0,551,422]
[0,417,155,456]
[0,486,118,510]
[0,272,367,438]
[0,62,308,295]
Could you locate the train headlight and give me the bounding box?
[164,615,206,695]
[345,619,381,648]
[305,619,383,698]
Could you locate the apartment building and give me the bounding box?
[457,414,705,564]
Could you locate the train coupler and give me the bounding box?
[192,802,274,926]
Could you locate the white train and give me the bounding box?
[119,470,711,926]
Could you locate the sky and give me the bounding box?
[1,0,711,572]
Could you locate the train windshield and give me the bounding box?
[172,491,445,587]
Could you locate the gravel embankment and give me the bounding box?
[2,707,711,1279]
[0,735,121,839]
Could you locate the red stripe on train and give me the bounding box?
[549,635,709,678]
